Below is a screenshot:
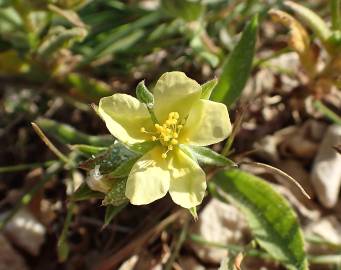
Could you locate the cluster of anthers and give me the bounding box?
[140,112,184,158]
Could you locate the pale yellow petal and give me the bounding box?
[153,72,202,122]
[98,94,153,144]
[181,99,232,146]
[169,149,206,208]
[125,146,170,205]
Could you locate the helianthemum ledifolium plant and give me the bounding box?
[96,71,232,209]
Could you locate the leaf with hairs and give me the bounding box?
[213,169,308,270]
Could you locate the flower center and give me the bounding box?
[140,112,184,159]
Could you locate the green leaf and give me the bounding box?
[330,0,341,30]
[161,0,204,21]
[184,145,236,167]
[65,73,113,100]
[79,12,161,66]
[71,183,103,201]
[36,118,114,146]
[127,141,157,154]
[201,78,218,99]
[314,100,341,125]
[57,203,74,262]
[102,178,128,206]
[284,1,332,43]
[136,80,154,107]
[213,169,308,270]
[71,144,107,155]
[37,26,87,58]
[103,203,127,228]
[79,142,140,174]
[111,156,140,177]
[211,15,258,106]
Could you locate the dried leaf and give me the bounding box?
[269,9,317,77]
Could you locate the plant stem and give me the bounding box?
[58,202,75,262]
[164,218,189,270]
[147,107,159,124]
[331,0,341,30]
[189,234,271,260]
[0,160,57,174]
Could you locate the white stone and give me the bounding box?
[190,199,249,264]
[305,216,341,245]
[311,125,341,208]
[3,208,46,256]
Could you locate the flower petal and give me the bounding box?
[181,99,232,146]
[169,149,206,208]
[125,146,171,205]
[153,72,202,122]
[98,94,153,144]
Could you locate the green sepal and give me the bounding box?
[102,178,128,206]
[136,80,154,108]
[201,78,218,100]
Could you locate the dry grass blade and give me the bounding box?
[31,122,70,164]
[240,161,311,199]
[222,104,248,156]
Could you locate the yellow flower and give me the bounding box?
[98,72,232,208]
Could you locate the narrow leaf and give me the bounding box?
[331,0,341,30]
[71,144,107,155]
[37,27,87,58]
[71,183,103,201]
[211,15,258,106]
[48,4,86,28]
[79,142,140,174]
[314,100,341,125]
[161,0,204,22]
[184,145,237,167]
[66,73,113,100]
[213,169,308,270]
[36,118,114,146]
[284,1,332,42]
[103,203,127,228]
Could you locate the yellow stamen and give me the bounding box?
[142,111,185,159]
